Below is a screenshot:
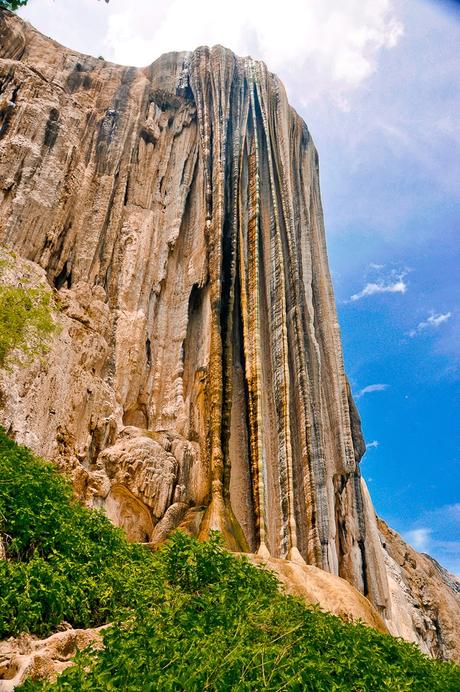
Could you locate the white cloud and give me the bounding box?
[422,503,460,528]
[350,272,407,301]
[355,383,389,399]
[105,0,403,107]
[18,0,113,59]
[402,505,460,576]
[366,440,380,448]
[404,527,432,552]
[408,311,452,337]
[447,504,460,522]
[19,1,403,110]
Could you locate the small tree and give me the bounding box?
[0,2,29,10]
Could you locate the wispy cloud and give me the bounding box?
[402,504,460,576]
[423,503,460,527]
[350,270,408,302]
[355,383,389,399]
[403,528,460,576]
[404,527,432,552]
[366,440,380,449]
[408,311,451,338]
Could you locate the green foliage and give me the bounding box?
[0,430,459,690]
[0,1,28,11]
[0,253,58,371]
[0,428,158,637]
[0,0,110,10]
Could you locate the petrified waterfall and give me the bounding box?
[188,50,371,574]
[1,11,459,661]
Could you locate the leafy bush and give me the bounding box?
[24,533,460,691]
[0,429,459,690]
[0,1,29,11]
[0,253,58,370]
[0,428,159,637]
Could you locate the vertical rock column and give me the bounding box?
[185,46,389,613]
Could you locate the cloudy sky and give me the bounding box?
[19,0,460,575]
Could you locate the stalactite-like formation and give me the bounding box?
[183,47,382,595]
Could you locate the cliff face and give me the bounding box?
[0,10,459,660]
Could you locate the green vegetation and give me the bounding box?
[0,428,155,637]
[0,430,459,690]
[0,1,28,11]
[0,0,109,10]
[0,251,58,370]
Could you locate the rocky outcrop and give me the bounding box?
[0,10,459,661]
[249,554,389,634]
[379,519,460,661]
[0,626,106,690]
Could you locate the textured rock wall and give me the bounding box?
[0,626,106,690]
[1,10,459,660]
[379,519,460,661]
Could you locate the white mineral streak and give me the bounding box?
[0,10,459,661]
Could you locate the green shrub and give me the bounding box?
[0,1,29,11]
[0,429,459,690]
[0,253,58,370]
[48,543,294,691]
[24,531,460,691]
[0,428,159,637]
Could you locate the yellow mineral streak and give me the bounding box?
[191,49,248,551]
[246,60,268,556]
[252,66,298,562]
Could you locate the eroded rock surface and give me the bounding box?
[0,7,385,593]
[379,519,460,661]
[0,626,106,691]
[0,10,459,661]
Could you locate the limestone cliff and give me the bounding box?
[0,10,459,661]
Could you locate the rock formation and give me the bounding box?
[0,9,459,662]
[0,626,106,690]
[379,519,460,661]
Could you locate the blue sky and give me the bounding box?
[306,0,460,575]
[19,0,459,574]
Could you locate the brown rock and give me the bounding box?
[249,554,389,634]
[0,8,384,595]
[0,626,106,690]
[379,519,460,660]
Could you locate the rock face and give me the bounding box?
[379,519,460,661]
[0,10,459,661]
[249,554,389,634]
